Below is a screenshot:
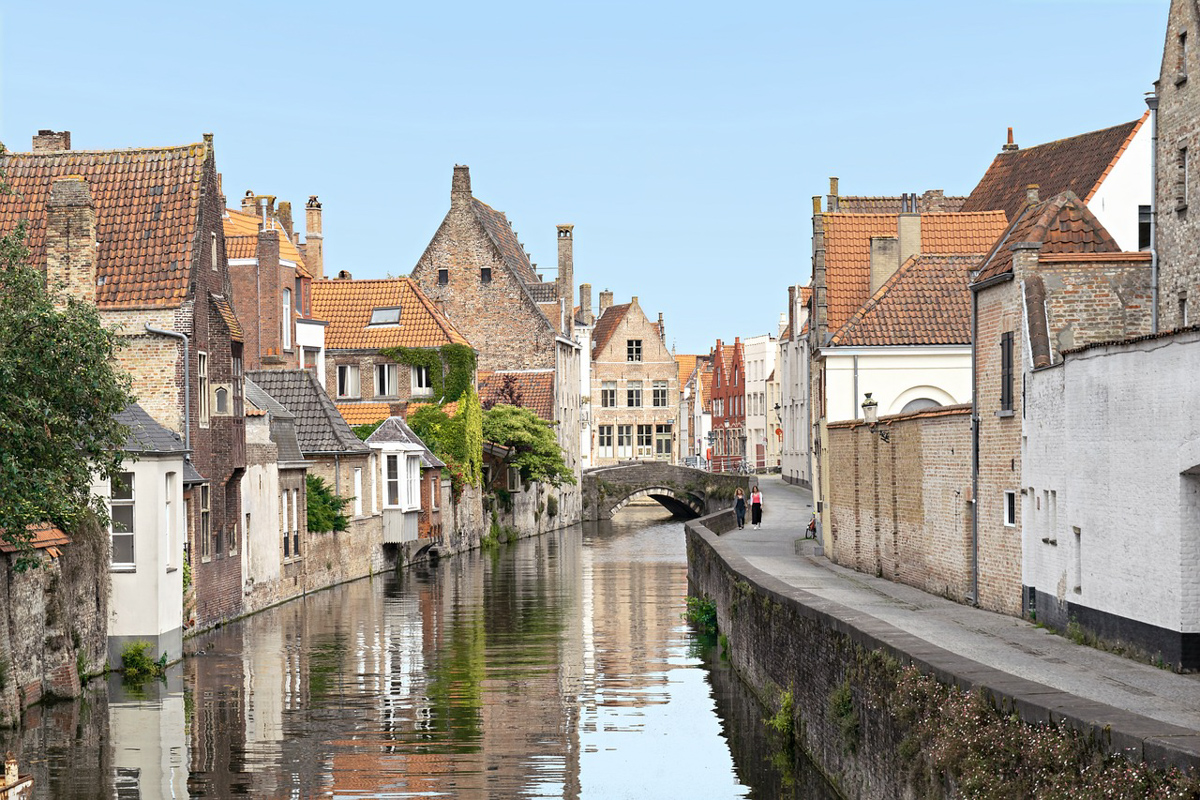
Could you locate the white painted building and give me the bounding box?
[742,333,777,469]
[778,286,812,488]
[822,345,972,422]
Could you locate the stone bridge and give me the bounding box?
[581,462,748,521]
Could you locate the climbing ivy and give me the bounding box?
[380,344,477,404]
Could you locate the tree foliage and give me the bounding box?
[0,214,134,567]
[482,404,576,487]
[406,388,483,501]
[380,344,477,404]
[306,474,350,533]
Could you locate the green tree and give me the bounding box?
[482,404,576,487]
[0,217,134,567]
[306,474,350,533]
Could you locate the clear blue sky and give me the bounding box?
[0,0,1167,355]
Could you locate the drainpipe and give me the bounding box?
[1147,90,1160,333]
[968,288,979,605]
[852,354,859,421]
[145,325,190,452]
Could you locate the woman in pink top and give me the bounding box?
[750,486,763,529]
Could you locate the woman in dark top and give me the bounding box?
[734,488,746,529]
[750,486,763,529]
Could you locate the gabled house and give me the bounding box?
[365,417,445,548]
[311,276,472,426]
[589,294,678,466]
[743,333,778,471]
[410,166,581,524]
[779,284,812,487]
[710,338,746,473]
[682,355,713,468]
[0,129,247,630]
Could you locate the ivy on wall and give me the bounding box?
[381,344,476,404]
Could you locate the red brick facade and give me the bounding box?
[709,338,746,472]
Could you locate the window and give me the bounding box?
[215,387,228,414]
[292,487,300,556]
[652,381,668,407]
[617,425,633,458]
[368,307,401,325]
[200,484,211,560]
[656,424,673,457]
[627,339,642,362]
[598,425,614,458]
[281,489,290,558]
[198,352,210,426]
[232,350,243,416]
[438,268,449,286]
[1179,31,1189,81]
[1181,293,1190,327]
[1004,490,1017,527]
[507,466,521,492]
[407,455,420,511]
[337,364,361,399]
[385,454,401,507]
[999,332,1014,412]
[627,381,642,408]
[636,424,653,457]
[600,381,617,408]
[282,288,292,349]
[1138,206,1151,251]
[210,232,218,270]
[295,278,304,312]
[1178,147,1189,210]
[412,365,432,396]
[111,472,135,569]
[375,362,398,397]
[354,468,363,516]
[480,267,492,284]
[165,472,177,570]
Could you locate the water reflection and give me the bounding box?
[2,502,835,798]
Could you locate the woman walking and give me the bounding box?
[734,488,747,530]
[750,485,763,529]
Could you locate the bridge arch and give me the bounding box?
[606,486,705,519]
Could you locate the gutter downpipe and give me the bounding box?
[145,325,190,452]
[969,286,979,606]
[1147,90,1160,334]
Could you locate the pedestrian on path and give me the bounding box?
[734,487,746,529]
[750,486,763,529]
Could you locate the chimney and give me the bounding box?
[451,165,471,208]
[787,285,796,339]
[657,312,665,341]
[242,190,257,216]
[898,212,921,267]
[869,236,899,294]
[580,283,593,325]
[303,195,324,279]
[556,223,574,302]
[258,219,282,359]
[828,177,840,213]
[599,289,613,314]
[1003,127,1019,152]
[32,129,70,152]
[45,176,97,308]
[277,200,294,241]
[1025,184,1040,207]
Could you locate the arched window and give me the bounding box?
[901,397,941,414]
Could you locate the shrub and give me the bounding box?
[683,595,718,636]
[121,641,166,683]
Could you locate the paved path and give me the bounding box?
[722,475,1200,733]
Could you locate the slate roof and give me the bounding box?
[831,255,981,346]
[365,417,445,469]
[591,303,631,360]
[313,277,471,350]
[247,369,369,455]
[478,369,555,421]
[114,403,188,454]
[822,212,1008,333]
[223,207,309,273]
[973,191,1122,287]
[961,117,1146,221]
[0,140,209,308]
[245,379,307,465]
[470,198,540,285]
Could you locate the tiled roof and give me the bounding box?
[591,303,631,360]
[831,255,981,346]
[246,379,294,419]
[675,354,699,388]
[223,207,309,274]
[246,379,306,464]
[312,277,471,350]
[210,292,244,342]
[973,191,1121,286]
[478,369,555,421]
[470,198,539,285]
[0,141,209,308]
[404,400,459,419]
[823,212,1008,332]
[114,403,188,453]
[247,369,369,455]
[336,403,392,426]
[961,117,1146,221]
[834,195,966,214]
[0,523,70,555]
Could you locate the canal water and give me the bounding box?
[3,504,838,799]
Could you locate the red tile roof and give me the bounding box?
[675,354,699,388]
[478,369,555,421]
[313,277,471,350]
[973,191,1122,286]
[0,140,210,308]
[0,523,70,554]
[831,255,981,346]
[223,207,310,275]
[336,403,392,426]
[211,293,244,342]
[961,116,1146,221]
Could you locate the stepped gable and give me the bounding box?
[831,255,981,346]
[247,369,368,454]
[973,191,1122,287]
[590,302,631,360]
[0,140,209,308]
[962,118,1145,221]
[312,277,470,350]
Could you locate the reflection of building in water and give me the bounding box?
[109,672,189,799]
[186,627,251,796]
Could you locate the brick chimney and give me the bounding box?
[898,212,921,268]
[32,130,70,152]
[45,176,97,307]
[1025,184,1040,207]
[869,236,899,295]
[599,289,613,314]
[657,311,665,341]
[787,285,796,340]
[241,190,257,216]
[1003,127,1019,152]
[556,224,573,299]
[277,200,294,242]
[302,195,324,279]
[827,177,840,213]
[580,283,593,325]
[451,165,471,209]
[258,214,282,360]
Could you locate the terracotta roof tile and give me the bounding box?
[0,523,70,554]
[223,208,309,275]
[0,141,209,308]
[961,117,1146,220]
[823,212,1008,332]
[591,303,631,359]
[210,293,243,342]
[675,354,699,388]
[478,369,555,421]
[313,277,471,350]
[404,400,459,419]
[336,403,393,426]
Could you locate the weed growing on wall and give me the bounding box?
[120,641,166,685]
[683,595,718,636]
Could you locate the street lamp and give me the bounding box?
[861,392,890,443]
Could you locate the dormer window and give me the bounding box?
[368,307,401,326]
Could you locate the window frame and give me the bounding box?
[282,287,293,349]
[1004,490,1017,528]
[411,364,432,396]
[198,352,210,427]
[627,381,642,408]
[110,471,136,570]
[200,484,211,561]
[597,425,614,458]
[368,307,401,326]
[652,380,668,407]
[600,381,616,408]
[999,331,1014,413]
[375,362,399,398]
[337,364,361,399]
[626,339,643,362]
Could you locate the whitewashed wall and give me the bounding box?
[824,346,971,423]
[1088,115,1151,253]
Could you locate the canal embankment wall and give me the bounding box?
[685,510,1200,799]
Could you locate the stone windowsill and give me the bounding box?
[996,409,1015,418]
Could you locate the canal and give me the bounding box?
[3,504,837,798]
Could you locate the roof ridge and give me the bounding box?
[7,141,207,156]
[1004,119,1141,154]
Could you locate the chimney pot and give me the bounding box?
[1002,127,1019,151]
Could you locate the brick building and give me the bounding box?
[589,294,679,465]
[709,338,746,473]
[410,166,581,523]
[0,130,247,629]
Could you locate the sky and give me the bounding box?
[0,0,1169,355]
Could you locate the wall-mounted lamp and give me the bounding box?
[861,392,890,442]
